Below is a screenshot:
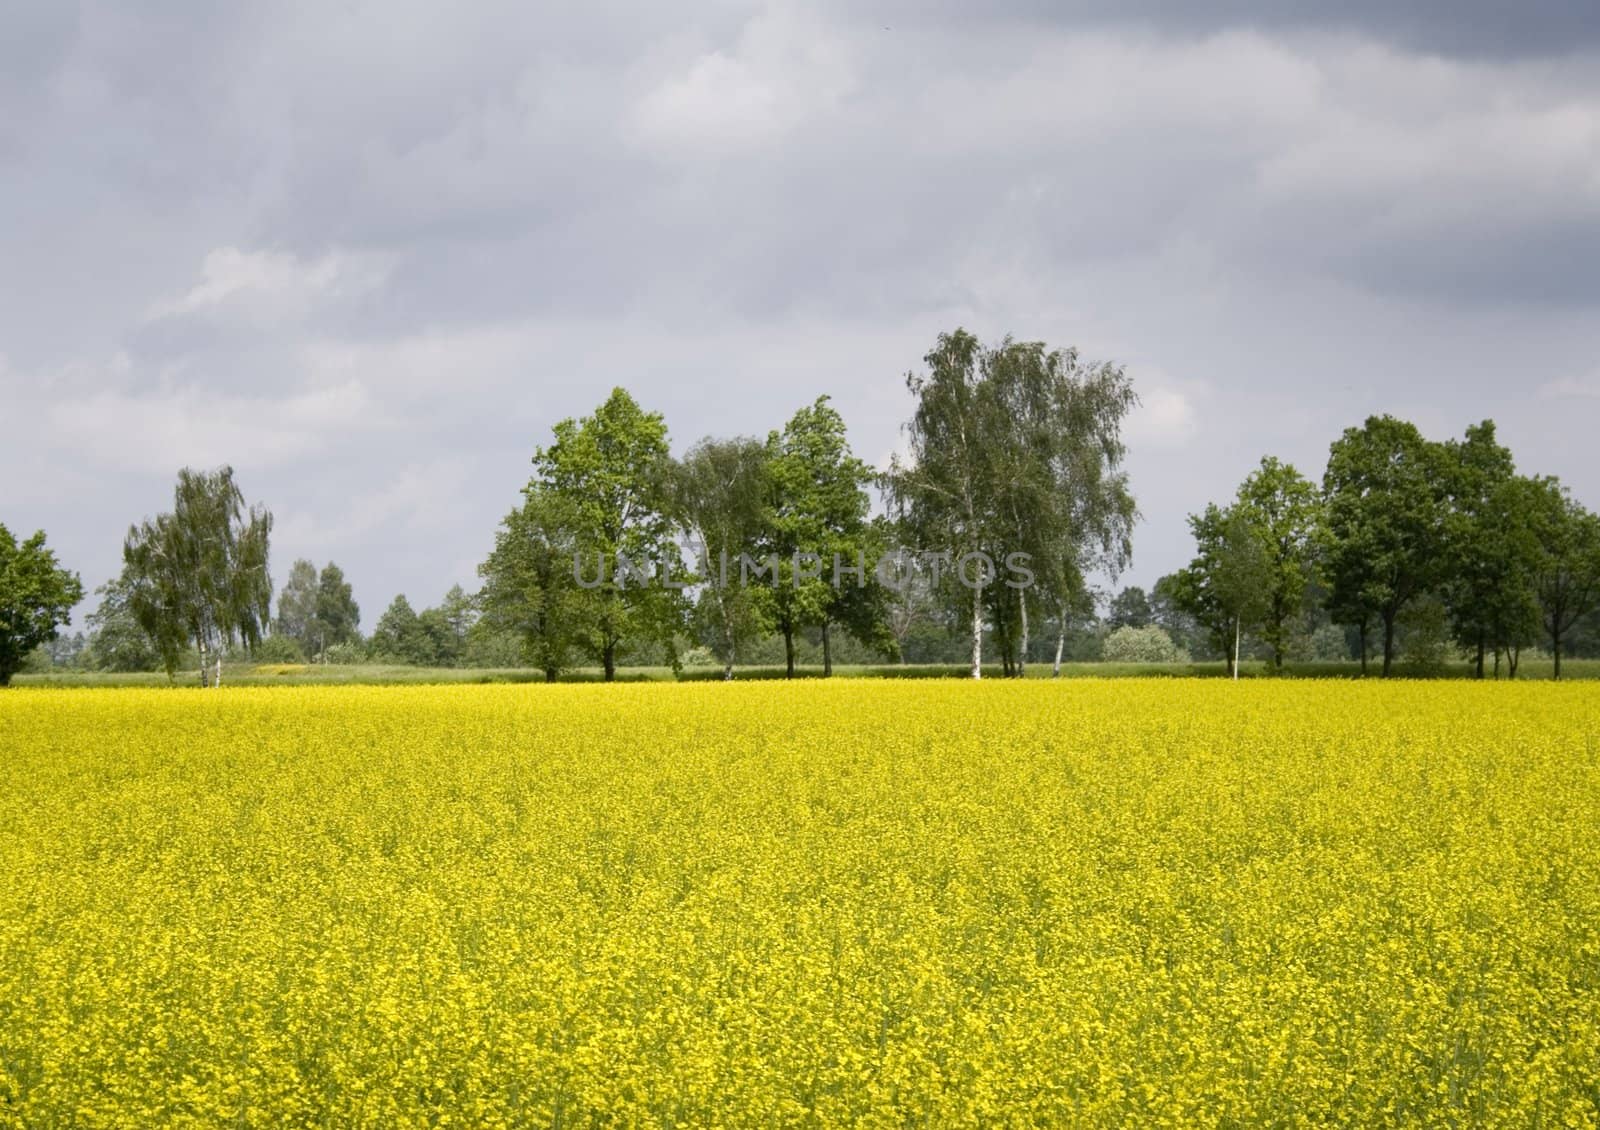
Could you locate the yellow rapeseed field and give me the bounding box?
[2,681,1598,1127]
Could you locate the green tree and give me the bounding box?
[530,389,685,680]
[274,559,320,655]
[122,466,273,686]
[478,491,586,681]
[1173,504,1271,679]
[886,331,998,679]
[887,332,1135,680]
[1525,477,1600,680]
[672,436,771,679]
[315,564,362,657]
[423,584,476,667]
[370,594,434,665]
[1107,587,1153,630]
[757,397,886,678]
[981,337,1137,678]
[1233,457,1323,670]
[1151,572,1212,660]
[0,524,84,686]
[1321,417,1447,677]
[1437,425,1538,677]
[84,578,160,672]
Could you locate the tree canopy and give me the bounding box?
[0,524,84,686]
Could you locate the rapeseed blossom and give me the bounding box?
[0,681,1596,1126]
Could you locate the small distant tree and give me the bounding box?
[84,578,160,672]
[1524,477,1600,680]
[438,585,475,660]
[1233,457,1322,670]
[370,595,433,665]
[0,524,84,686]
[672,436,771,679]
[122,466,273,687]
[1173,504,1271,679]
[478,490,586,681]
[315,564,361,656]
[274,559,320,654]
[1106,587,1152,630]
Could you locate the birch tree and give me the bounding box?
[672,436,771,680]
[122,466,273,687]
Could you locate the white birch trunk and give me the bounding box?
[1233,615,1240,681]
[1017,592,1028,679]
[970,583,983,679]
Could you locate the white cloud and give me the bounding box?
[1125,380,1204,448]
[46,377,380,475]
[630,8,855,151]
[147,246,392,323]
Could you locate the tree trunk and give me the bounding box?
[1358,622,1368,677]
[1381,613,1396,678]
[602,642,616,682]
[720,595,737,682]
[1018,593,1029,679]
[1053,617,1066,678]
[198,640,209,688]
[822,622,833,678]
[1554,630,1563,681]
[0,671,11,687]
[1233,615,1241,681]
[545,667,557,683]
[784,627,795,679]
[1493,648,1501,679]
[970,583,983,679]
[1510,645,1521,679]
[214,651,223,688]
[1475,633,1485,680]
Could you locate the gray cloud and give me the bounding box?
[2,0,1597,627]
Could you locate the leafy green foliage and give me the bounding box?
[672,436,772,678]
[1232,457,1323,669]
[887,330,1137,678]
[1101,625,1189,664]
[1524,477,1600,679]
[369,595,435,666]
[0,524,84,686]
[1321,417,1448,676]
[122,466,273,686]
[756,397,885,677]
[1171,504,1272,677]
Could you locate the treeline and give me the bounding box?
[7,329,1141,684]
[473,328,1137,681]
[8,334,1599,685]
[1140,417,1600,678]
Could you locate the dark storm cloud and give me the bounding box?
[2,0,1597,622]
[859,0,1600,58]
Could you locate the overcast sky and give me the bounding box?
[4,1,1598,626]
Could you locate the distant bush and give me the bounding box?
[253,635,307,664]
[1100,625,1190,665]
[323,642,369,665]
